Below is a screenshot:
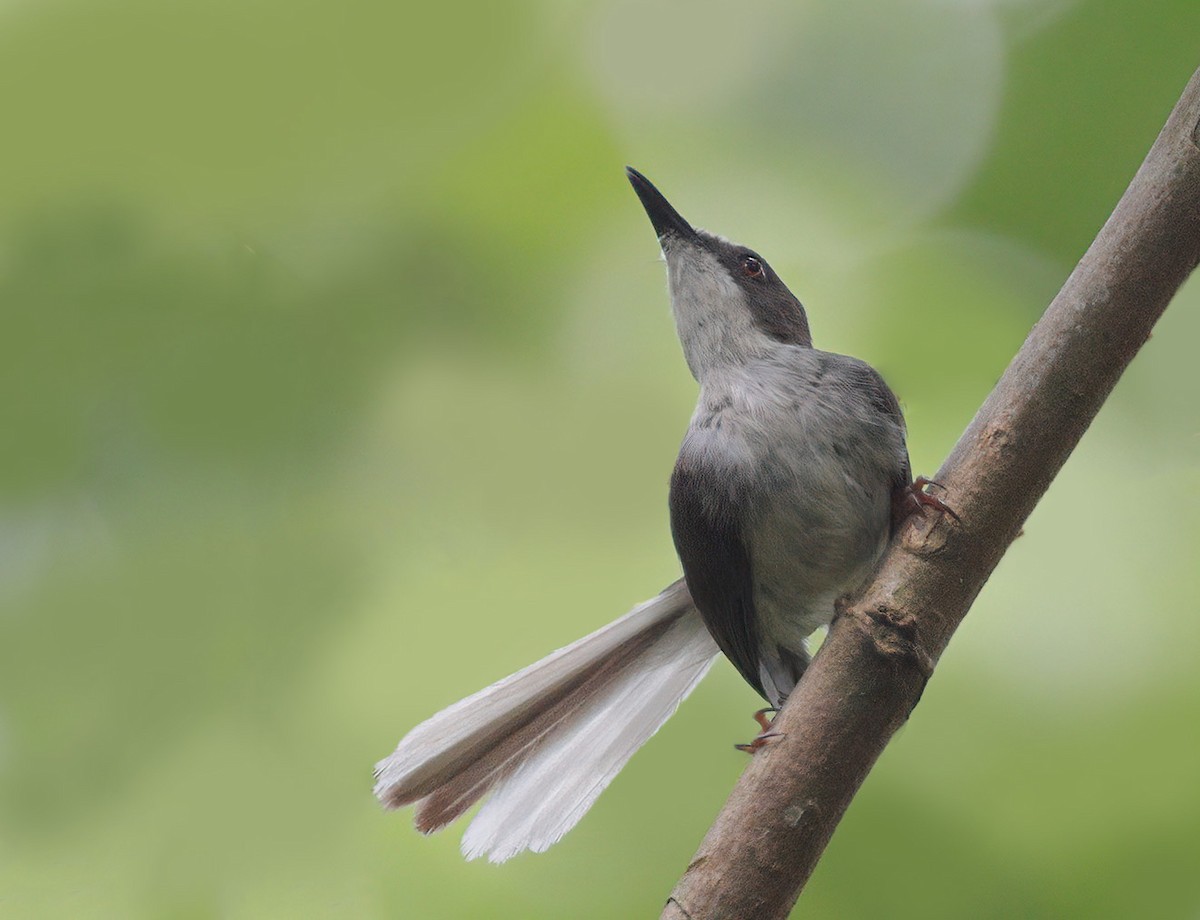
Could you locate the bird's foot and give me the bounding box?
[735,707,782,754]
[753,706,778,732]
[898,476,960,523]
[735,732,782,754]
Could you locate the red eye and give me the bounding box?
[742,256,764,278]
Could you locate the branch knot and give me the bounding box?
[846,603,935,680]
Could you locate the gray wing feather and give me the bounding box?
[833,357,915,532]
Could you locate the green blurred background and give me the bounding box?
[2,0,1199,916]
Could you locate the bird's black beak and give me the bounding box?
[626,167,698,244]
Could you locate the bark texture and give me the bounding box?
[662,65,1200,920]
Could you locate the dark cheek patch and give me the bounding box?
[747,292,812,346]
[708,238,813,346]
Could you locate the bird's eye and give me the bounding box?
[741,256,764,278]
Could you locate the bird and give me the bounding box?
[373,167,949,863]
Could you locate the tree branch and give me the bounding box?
[662,66,1200,920]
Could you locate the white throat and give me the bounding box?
[665,245,771,382]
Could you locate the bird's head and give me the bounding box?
[626,167,811,382]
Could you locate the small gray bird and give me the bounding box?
[374,168,946,862]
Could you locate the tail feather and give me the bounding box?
[373,579,719,862]
[411,610,677,834]
[411,729,524,834]
[462,609,717,861]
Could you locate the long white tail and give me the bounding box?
[373,579,719,863]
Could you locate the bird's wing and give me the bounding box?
[844,360,911,478]
[834,357,917,534]
[668,453,767,700]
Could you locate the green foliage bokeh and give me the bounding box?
[2,1,1199,917]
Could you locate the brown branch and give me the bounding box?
[662,66,1200,920]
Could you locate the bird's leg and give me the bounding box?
[753,706,777,732]
[894,476,960,524]
[735,707,782,754]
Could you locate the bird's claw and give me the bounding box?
[737,707,783,753]
[735,731,783,754]
[907,476,961,523]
